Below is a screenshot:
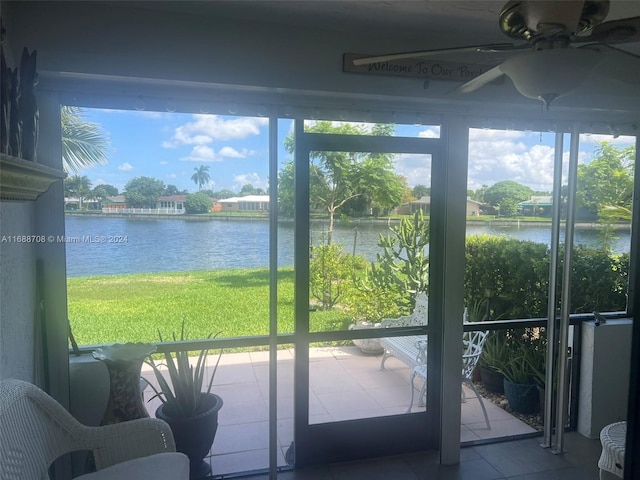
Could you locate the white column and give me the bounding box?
[437,116,469,465]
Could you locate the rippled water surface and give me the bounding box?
[65,216,630,277]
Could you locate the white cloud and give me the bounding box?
[117,162,133,171]
[159,161,169,165]
[233,172,267,190]
[180,145,218,162]
[418,126,440,138]
[94,178,107,186]
[468,129,549,191]
[180,145,257,162]
[465,129,609,192]
[166,173,177,179]
[163,114,268,148]
[218,146,255,158]
[394,154,432,187]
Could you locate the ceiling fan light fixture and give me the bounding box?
[500,48,604,107]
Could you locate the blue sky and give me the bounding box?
[74,108,634,195]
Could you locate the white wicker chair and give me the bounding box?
[0,379,189,480]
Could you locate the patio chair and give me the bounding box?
[0,378,189,480]
[408,330,491,429]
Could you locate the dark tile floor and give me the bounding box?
[225,432,603,480]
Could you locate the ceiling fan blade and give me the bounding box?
[572,16,640,44]
[352,43,527,66]
[579,42,640,61]
[454,65,505,94]
[580,42,640,86]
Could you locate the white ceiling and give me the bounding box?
[128,0,640,56]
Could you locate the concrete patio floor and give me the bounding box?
[141,345,536,477]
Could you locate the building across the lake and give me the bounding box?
[399,196,483,216]
[156,195,187,213]
[518,196,553,216]
[215,195,270,213]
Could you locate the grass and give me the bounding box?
[67,267,350,346]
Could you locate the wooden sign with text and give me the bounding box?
[343,53,501,83]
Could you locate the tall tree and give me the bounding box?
[412,184,430,199]
[92,184,118,199]
[163,184,183,196]
[577,142,635,220]
[239,184,257,196]
[484,180,533,207]
[191,165,211,191]
[184,192,213,214]
[283,121,402,243]
[61,106,110,173]
[64,175,92,209]
[211,189,236,199]
[472,184,489,203]
[277,162,296,217]
[124,176,165,208]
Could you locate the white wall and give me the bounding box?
[578,319,633,438]
[0,202,36,382]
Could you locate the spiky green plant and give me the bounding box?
[145,321,222,417]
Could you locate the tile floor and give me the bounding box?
[141,345,545,478]
[238,432,604,480]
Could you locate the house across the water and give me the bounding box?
[216,195,270,213]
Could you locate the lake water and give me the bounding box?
[64,216,631,277]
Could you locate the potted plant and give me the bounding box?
[495,340,540,414]
[478,331,510,394]
[145,323,223,480]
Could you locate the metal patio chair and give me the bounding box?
[409,329,491,429]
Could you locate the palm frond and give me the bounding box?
[61,106,110,174]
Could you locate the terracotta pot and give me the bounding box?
[156,393,223,479]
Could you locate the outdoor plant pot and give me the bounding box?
[503,379,539,414]
[480,366,505,394]
[156,392,223,479]
[348,322,384,355]
[472,364,482,383]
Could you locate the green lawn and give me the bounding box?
[67,267,350,346]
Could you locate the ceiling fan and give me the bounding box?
[353,0,640,107]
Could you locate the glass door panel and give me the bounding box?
[294,120,441,466]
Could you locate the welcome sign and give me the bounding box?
[343,53,501,83]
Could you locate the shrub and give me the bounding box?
[185,192,213,214]
[564,246,628,313]
[464,235,549,319]
[464,235,629,320]
[309,243,366,311]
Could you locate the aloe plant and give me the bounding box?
[494,335,545,386]
[145,322,222,417]
[478,331,511,371]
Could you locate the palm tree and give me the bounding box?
[61,106,109,173]
[64,175,92,210]
[191,165,211,191]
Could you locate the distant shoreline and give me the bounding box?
[63,212,630,229]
